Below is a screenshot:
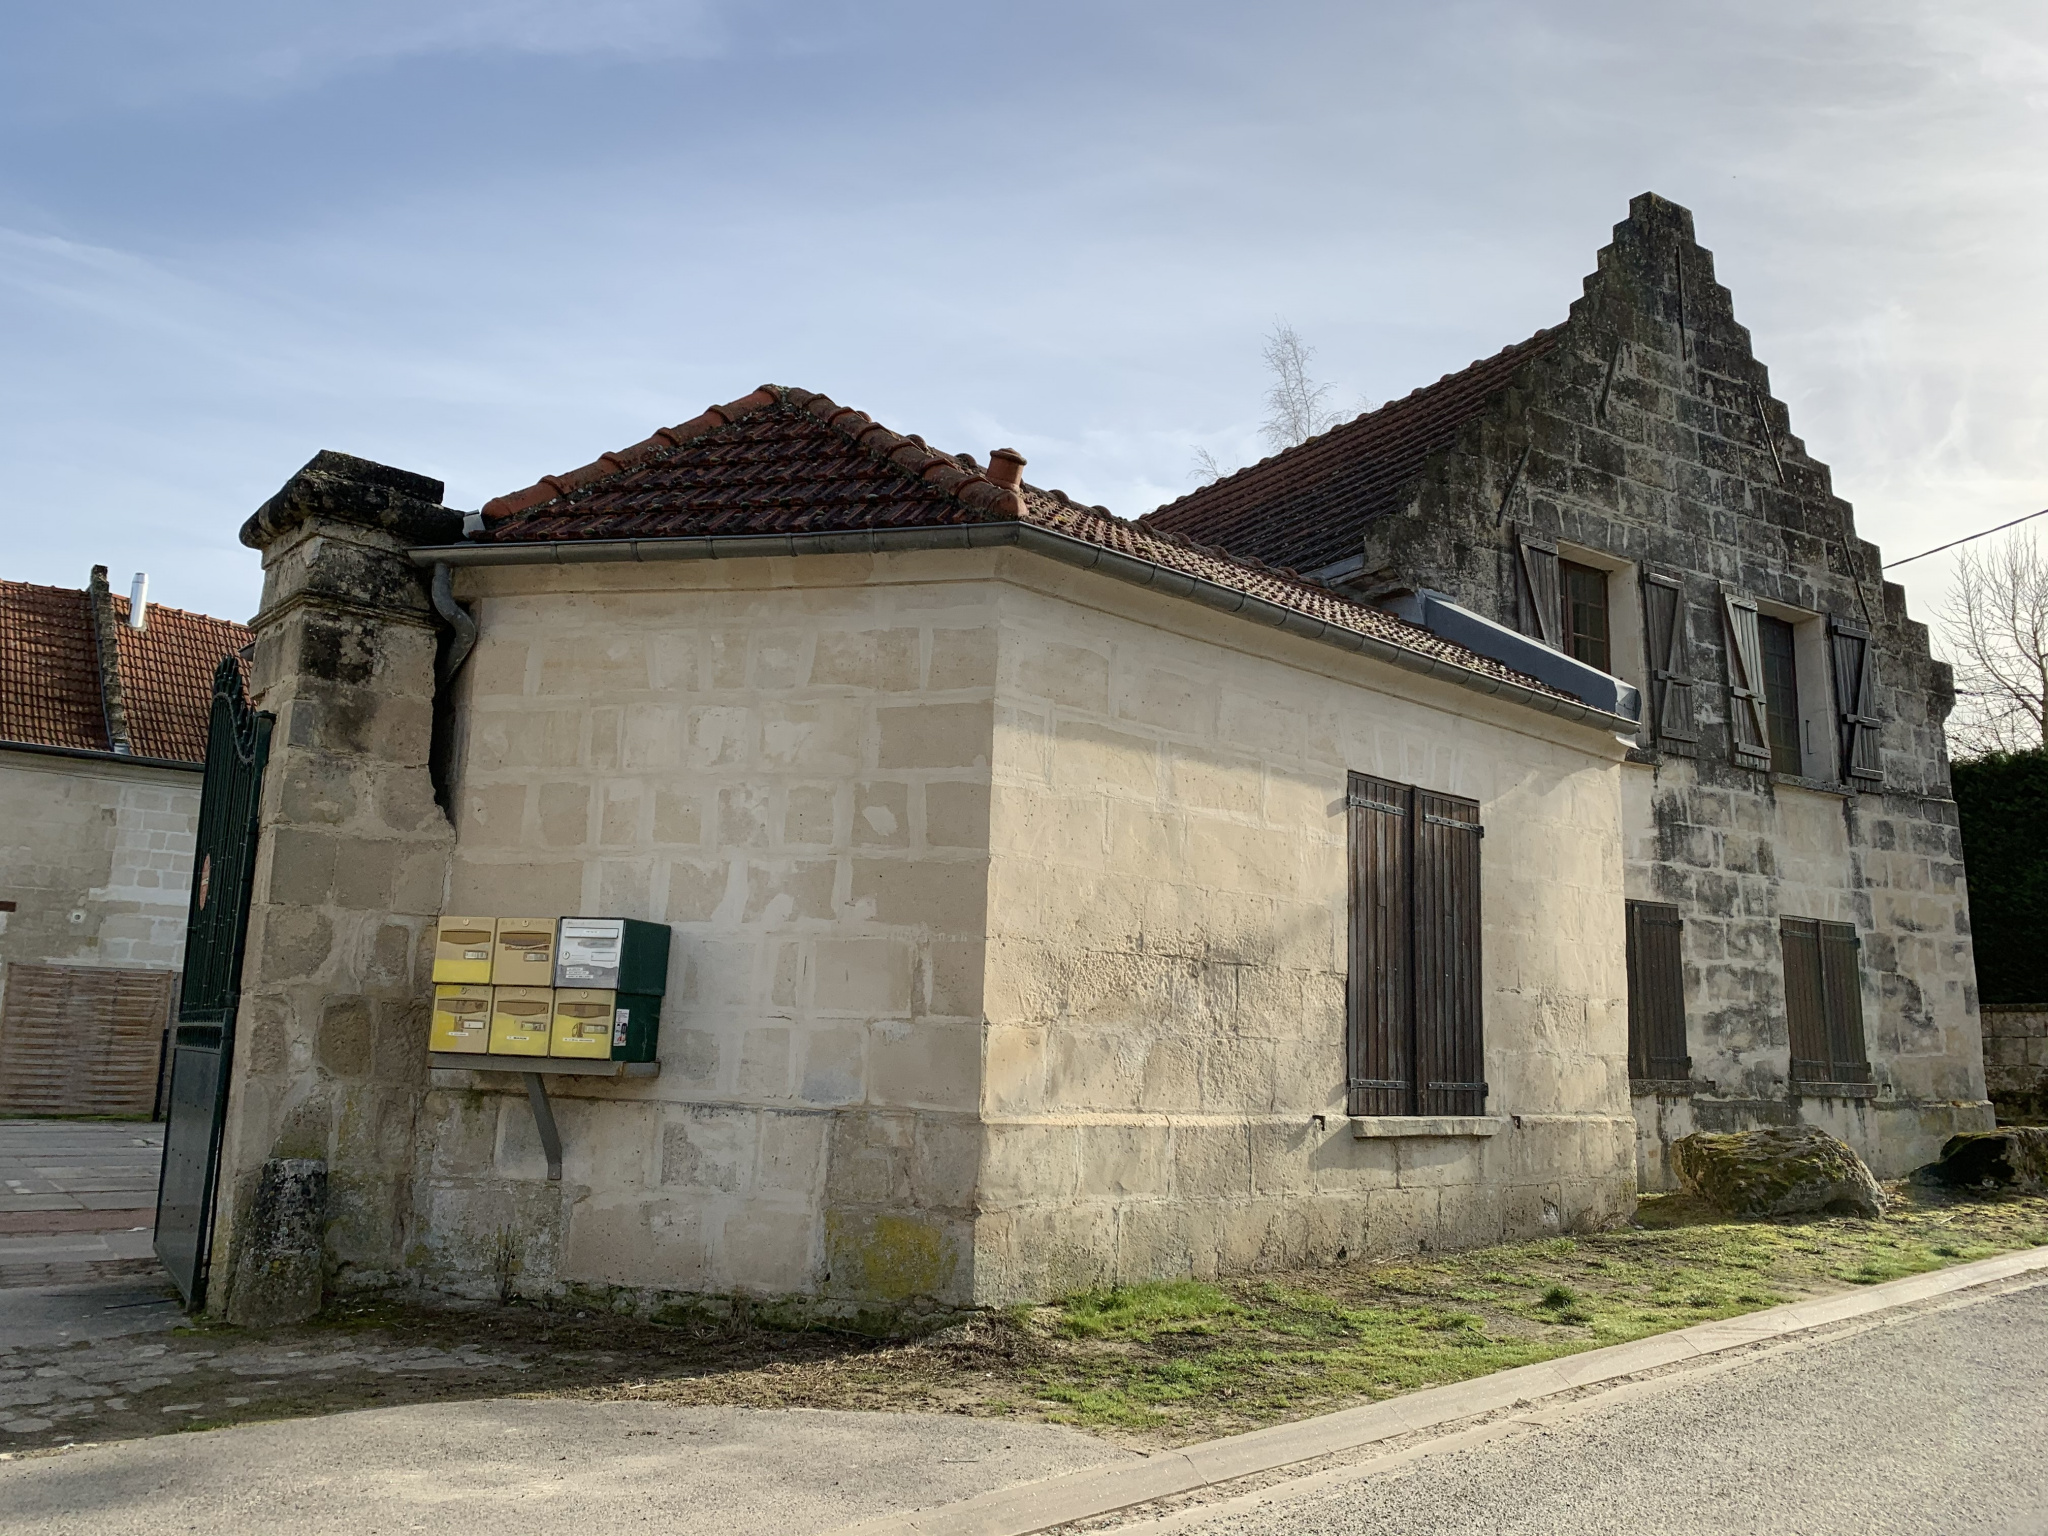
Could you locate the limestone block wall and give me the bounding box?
[219,510,455,1306]
[1980,1006,2048,1124]
[427,554,997,1309]
[1347,196,1989,1180]
[0,751,200,987]
[973,556,1637,1303]
[416,549,1636,1310]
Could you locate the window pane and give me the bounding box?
[1758,615,1802,776]
[1558,560,1611,672]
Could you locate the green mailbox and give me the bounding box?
[551,917,672,1064]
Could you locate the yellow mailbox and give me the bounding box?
[550,988,616,1059]
[430,984,493,1053]
[490,918,558,986]
[488,985,554,1056]
[433,917,498,984]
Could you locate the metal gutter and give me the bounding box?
[408,525,1641,737]
[0,738,201,772]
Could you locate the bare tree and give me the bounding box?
[1261,322,1343,451]
[1189,446,1228,484]
[1939,527,2048,758]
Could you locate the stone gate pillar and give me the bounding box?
[211,451,462,1318]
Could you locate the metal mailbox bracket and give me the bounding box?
[426,1054,660,1182]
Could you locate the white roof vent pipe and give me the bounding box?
[127,573,149,630]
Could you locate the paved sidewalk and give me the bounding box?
[0,1120,164,1288]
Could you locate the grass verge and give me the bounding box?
[9,1185,2046,1454]
[589,1184,2048,1443]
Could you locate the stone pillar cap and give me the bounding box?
[240,450,463,551]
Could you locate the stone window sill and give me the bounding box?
[1769,772,1855,799]
[1350,1115,1506,1139]
[1631,1078,1694,1097]
[1792,1080,1880,1100]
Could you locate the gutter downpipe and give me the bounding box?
[408,526,1640,738]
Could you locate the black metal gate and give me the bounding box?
[154,654,272,1309]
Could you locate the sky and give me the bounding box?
[1,1,2043,636]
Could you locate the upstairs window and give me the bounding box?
[1757,614,1803,777]
[1559,559,1612,673]
[1347,773,1486,1118]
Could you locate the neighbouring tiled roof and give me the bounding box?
[0,583,106,755]
[0,578,251,762]
[1141,327,1566,573]
[475,386,1576,704]
[108,594,253,761]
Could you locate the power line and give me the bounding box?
[1884,507,2048,570]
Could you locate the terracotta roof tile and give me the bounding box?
[0,578,250,763]
[108,595,254,762]
[476,387,1574,705]
[0,582,106,754]
[1141,327,1565,572]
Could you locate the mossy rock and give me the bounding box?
[1670,1126,1885,1218]
[1918,1128,2048,1193]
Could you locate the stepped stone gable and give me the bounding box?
[1146,193,1989,1182]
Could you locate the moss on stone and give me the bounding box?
[1671,1126,1885,1218]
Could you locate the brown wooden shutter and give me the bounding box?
[1514,529,1562,649]
[1829,620,1884,787]
[1347,775,1413,1116]
[1817,921,1872,1082]
[0,963,176,1116]
[1412,788,1485,1117]
[1779,917,1829,1085]
[1720,591,1773,770]
[1625,901,1689,1081]
[1641,573,1698,752]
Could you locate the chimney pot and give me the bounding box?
[127,573,149,630]
[986,448,1026,490]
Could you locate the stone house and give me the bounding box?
[0,568,250,1114]
[213,391,1641,1318]
[1146,193,1991,1183]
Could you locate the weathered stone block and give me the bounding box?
[1672,1126,1884,1217]
[225,1158,327,1328]
[1917,1128,2048,1193]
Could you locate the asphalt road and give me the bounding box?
[0,1399,1131,1536]
[1106,1281,2048,1536]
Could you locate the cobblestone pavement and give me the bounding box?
[0,1119,541,1449]
[0,1282,529,1444]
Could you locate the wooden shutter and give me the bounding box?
[1829,620,1884,787]
[0,963,176,1116]
[1780,918,1829,1084]
[1347,775,1413,1116]
[1514,529,1562,649]
[1413,789,1486,1117]
[1817,921,1872,1082]
[1625,901,1689,1080]
[1641,573,1698,751]
[1720,591,1773,770]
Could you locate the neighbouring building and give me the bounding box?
[0,568,251,1115]
[1145,193,1992,1182]
[206,391,1642,1319]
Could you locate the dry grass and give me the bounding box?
[22,1184,2046,1454]
[539,1183,2048,1444]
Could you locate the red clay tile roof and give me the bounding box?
[0,579,250,763]
[0,582,106,755]
[108,594,253,762]
[475,386,1576,703]
[1141,327,1565,573]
